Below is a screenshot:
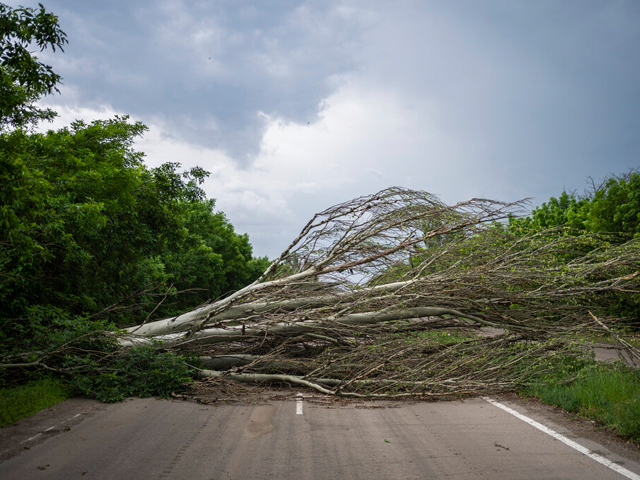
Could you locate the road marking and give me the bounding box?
[483,397,640,480]
[22,433,42,444]
[4,413,86,455]
[296,393,303,415]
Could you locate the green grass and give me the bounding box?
[526,363,640,441]
[0,377,74,427]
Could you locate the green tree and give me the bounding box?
[0,2,67,130]
[509,170,640,239]
[509,191,589,233]
[1,116,269,323]
[586,172,640,236]
[1,117,149,317]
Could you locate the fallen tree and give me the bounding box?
[122,187,639,397]
[4,187,640,399]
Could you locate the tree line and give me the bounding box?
[509,171,640,238]
[1,119,269,325]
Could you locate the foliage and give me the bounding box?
[0,2,67,130]
[0,3,265,405]
[0,376,72,427]
[0,116,268,395]
[505,171,640,324]
[0,307,196,404]
[587,172,640,236]
[72,345,197,403]
[0,3,268,331]
[0,116,267,327]
[509,170,640,238]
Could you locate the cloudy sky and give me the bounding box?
[9,0,640,258]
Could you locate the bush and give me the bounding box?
[72,345,197,403]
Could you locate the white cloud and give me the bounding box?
[36,101,123,129]
[133,78,466,256]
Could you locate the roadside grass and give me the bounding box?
[0,377,74,427]
[525,362,640,442]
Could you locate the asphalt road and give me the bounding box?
[1,395,640,479]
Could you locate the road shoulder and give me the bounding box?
[0,397,105,463]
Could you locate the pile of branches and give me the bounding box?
[119,187,640,398]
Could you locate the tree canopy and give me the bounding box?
[509,171,640,238]
[1,115,270,325]
[0,2,67,130]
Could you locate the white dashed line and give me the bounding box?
[4,412,85,455]
[483,397,640,480]
[296,393,303,415]
[21,433,42,444]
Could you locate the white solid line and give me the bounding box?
[44,426,55,432]
[296,393,303,415]
[483,397,640,480]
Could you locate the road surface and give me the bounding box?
[1,395,639,479]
